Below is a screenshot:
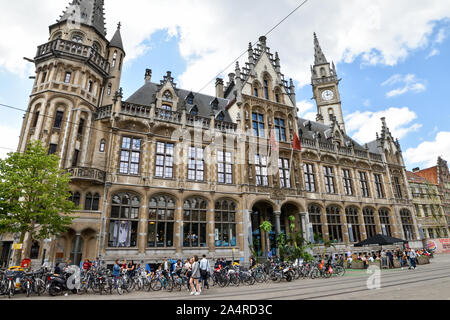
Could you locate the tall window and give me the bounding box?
[400,209,415,240]
[252,112,265,137]
[326,206,343,242]
[70,192,81,208]
[264,80,269,99]
[148,195,175,248]
[85,193,100,211]
[342,169,353,196]
[64,72,72,83]
[423,205,429,217]
[78,118,85,136]
[54,111,64,128]
[254,87,259,97]
[309,204,323,241]
[217,150,233,184]
[394,176,403,198]
[274,118,287,142]
[378,208,392,236]
[155,142,174,179]
[72,149,79,167]
[107,83,112,96]
[323,166,336,194]
[359,171,370,197]
[99,139,106,152]
[112,51,117,68]
[255,154,268,186]
[109,193,140,247]
[278,158,290,188]
[32,111,40,128]
[48,144,58,155]
[363,207,376,238]
[119,137,141,175]
[304,163,316,192]
[183,198,208,247]
[188,147,204,181]
[87,80,93,93]
[345,207,361,242]
[41,72,47,84]
[214,200,237,247]
[374,174,384,198]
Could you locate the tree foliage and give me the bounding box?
[0,140,76,248]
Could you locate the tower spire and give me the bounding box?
[313,32,327,65]
[57,0,107,36]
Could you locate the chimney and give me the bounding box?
[145,69,152,83]
[215,78,224,98]
[412,167,420,173]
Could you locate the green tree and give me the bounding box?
[260,220,273,259]
[0,140,76,264]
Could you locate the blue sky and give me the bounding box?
[0,0,449,170]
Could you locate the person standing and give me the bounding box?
[408,248,417,270]
[190,256,201,296]
[161,257,171,281]
[112,259,121,288]
[199,255,211,290]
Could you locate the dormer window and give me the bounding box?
[190,106,198,116]
[163,90,173,102]
[72,35,83,43]
[186,93,194,105]
[216,112,225,121]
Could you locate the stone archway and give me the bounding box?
[251,200,275,258]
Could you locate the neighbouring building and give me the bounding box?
[1,0,425,268]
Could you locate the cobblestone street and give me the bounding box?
[9,254,450,300]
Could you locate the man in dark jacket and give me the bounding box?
[386,250,394,268]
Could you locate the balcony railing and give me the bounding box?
[121,102,151,118]
[354,150,369,159]
[186,114,210,129]
[67,167,106,184]
[95,105,112,120]
[369,152,383,162]
[215,120,237,133]
[35,39,110,75]
[155,108,182,123]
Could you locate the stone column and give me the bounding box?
[341,209,350,244]
[175,201,183,254]
[73,233,82,266]
[207,204,215,254]
[358,209,367,240]
[274,211,281,234]
[138,193,148,255]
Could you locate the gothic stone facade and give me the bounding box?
[7,0,423,267]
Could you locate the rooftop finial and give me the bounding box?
[117,21,121,30]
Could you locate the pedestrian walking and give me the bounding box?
[190,255,201,296]
[408,248,417,270]
[200,254,211,290]
[112,259,121,288]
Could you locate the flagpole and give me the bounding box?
[289,147,294,188]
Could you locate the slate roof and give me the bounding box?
[57,0,107,37]
[109,27,124,52]
[297,118,381,154]
[125,82,233,122]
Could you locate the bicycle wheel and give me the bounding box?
[310,268,320,279]
[245,275,256,286]
[8,280,14,298]
[166,279,174,292]
[334,266,345,277]
[34,278,45,296]
[26,281,31,297]
[151,279,162,291]
[116,279,124,295]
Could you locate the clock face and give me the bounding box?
[321,89,334,101]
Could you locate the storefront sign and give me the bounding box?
[427,238,450,253]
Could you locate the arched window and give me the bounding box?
[326,206,343,242]
[345,207,361,243]
[92,193,100,211]
[190,106,198,116]
[400,209,415,240]
[72,34,83,43]
[119,54,123,71]
[84,193,93,210]
[363,207,377,238]
[216,112,225,121]
[99,139,106,152]
[254,87,259,97]
[92,42,100,53]
[112,51,117,68]
[148,195,175,248]
[107,83,112,96]
[183,197,208,247]
[30,240,40,259]
[320,67,326,77]
[108,193,140,247]
[308,204,323,243]
[87,80,93,93]
[32,110,40,128]
[379,208,391,236]
[71,192,81,208]
[263,79,269,100]
[215,200,237,247]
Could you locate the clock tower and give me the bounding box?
[311,33,346,133]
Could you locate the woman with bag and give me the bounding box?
[190,255,201,296]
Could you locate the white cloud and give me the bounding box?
[0,0,450,94]
[0,125,20,159]
[426,49,440,59]
[435,28,447,44]
[345,107,422,143]
[404,132,450,168]
[296,100,316,121]
[381,74,426,98]
[363,99,371,107]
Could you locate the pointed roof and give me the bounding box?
[109,23,125,52]
[57,0,107,37]
[313,32,328,65]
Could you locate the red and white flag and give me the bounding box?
[292,132,302,151]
